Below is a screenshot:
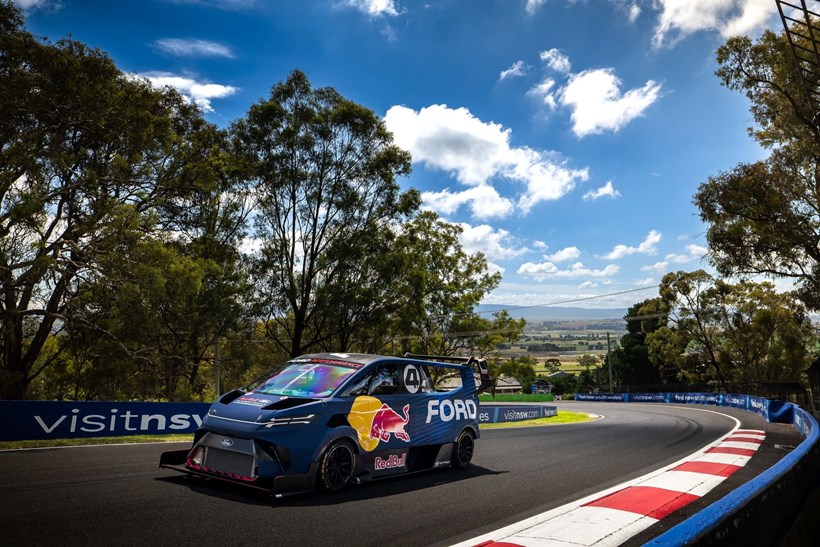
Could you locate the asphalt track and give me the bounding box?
[0,402,803,547]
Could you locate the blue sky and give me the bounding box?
[17,0,784,309]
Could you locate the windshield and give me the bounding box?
[249,361,359,398]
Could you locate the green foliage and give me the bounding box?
[235,70,419,358]
[0,12,507,400]
[391,211,503,357]
[611,300,667,387]
[0,4,220,399]
[644,271,815,389]
[696,26,820,310]
[493,355,537,390]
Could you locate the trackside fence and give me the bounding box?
[575,392,820,545]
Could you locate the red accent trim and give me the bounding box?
[186,459,256,482]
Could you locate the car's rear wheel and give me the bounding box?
[451,429,475,469]
[319,439,356,492]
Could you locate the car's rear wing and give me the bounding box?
[403,353,493,395]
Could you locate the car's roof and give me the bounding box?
[294,353,467,369]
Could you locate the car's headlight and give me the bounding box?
[263,414,316,428]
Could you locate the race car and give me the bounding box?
[159,352,492,497]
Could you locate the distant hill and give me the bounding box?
[477,304,627,321]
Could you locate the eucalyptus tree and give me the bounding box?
[696,24,820,310]
[234,70,418,358]
[390,211,502,357]
[0,3,215,398]
[644,271,814,389]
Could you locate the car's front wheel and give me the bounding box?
[451,429,475,469]
[318,439,356,492]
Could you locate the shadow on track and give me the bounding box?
[155,465,505,507]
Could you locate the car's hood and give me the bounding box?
[207,390,322,422]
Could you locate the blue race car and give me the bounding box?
[159,353,492,497]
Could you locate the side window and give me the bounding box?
[342,363,435,397]
[368,364,400,395]
[341,372,372,397]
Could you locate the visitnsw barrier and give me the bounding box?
[0,400,557,442]
[576,392,820,545]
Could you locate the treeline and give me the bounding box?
[0,3,523,401]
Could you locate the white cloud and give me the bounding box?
[500,60,529,81]
[628,3,641,23]
[533,240,548,250]
[540,48,571,73]
[12,0,60,10]
[641,261,669,273]
[517,261,620,281]
[384,104,589,217]
[138,72,239,112]
[457,223,529,261]
[664,243,708,264]
[601,230,662,260]
[422,185,514,220]
[561,68,662,137]
[525,0,547,15]
[583,181,621,200]
[687,244,708,257]
[544,246,581,263]
[345,0,399,16]
[486,262,506,276]
[527,78,558,109]
[652,0,777,48]
[635,277,656,286]
[517,261,558,280]
[579,281,598,289]
[151,38,234,58]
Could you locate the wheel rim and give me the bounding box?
[457,433,474,465]
[325,444,354,488]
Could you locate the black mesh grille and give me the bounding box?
[204,448,255,478]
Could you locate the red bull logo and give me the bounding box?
[370,403,410,442]
[348,396,411,452]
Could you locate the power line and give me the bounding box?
[464,285,661,318]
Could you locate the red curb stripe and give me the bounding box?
[671,461,742,477]
[474,542,525,547]
[707,446,758,457]
[584,486,700,520]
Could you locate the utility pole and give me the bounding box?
[607,332,613,393]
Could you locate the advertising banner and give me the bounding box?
[627,393,667,403]
[1,401,561,441]
[478,404,557,424]
[0,401,209,441]
[575,393,626,402]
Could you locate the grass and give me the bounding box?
[481,411,595,429]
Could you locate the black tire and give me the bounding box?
[318,439,356,492]
[451,429,475,469]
